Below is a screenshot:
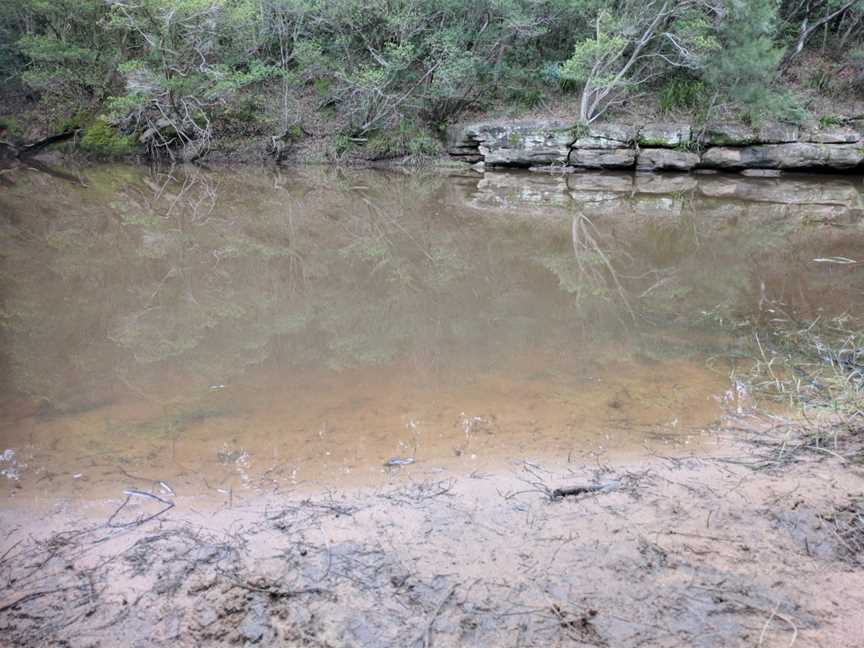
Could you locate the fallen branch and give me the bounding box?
[17,130,81,158]
[226,576,331,600]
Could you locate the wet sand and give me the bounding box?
[1,414,863,647]
[0,352,730,506]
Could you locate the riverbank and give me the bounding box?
[4,110,864,174]
[1,414,863,648]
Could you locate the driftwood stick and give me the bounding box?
[552,480,620,500]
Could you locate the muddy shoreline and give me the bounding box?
[1,415,863,648]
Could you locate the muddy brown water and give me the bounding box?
[1,164,863,505]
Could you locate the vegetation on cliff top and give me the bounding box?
[0,0,862,160]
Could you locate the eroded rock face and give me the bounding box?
[637,124,691,147]
[451,121,574,166]
[573,135,626,149]
[757,122,800,144]
[570,148,636,169]
[701,143,864,170]
[701,122,757,146]
[574,123,636,149]
[803,125,863,144]
[636,148,700,171]
[449,118,863,172]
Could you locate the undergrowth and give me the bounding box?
[80,119,136,156]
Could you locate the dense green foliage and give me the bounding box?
[701,0,803,123]
[1,0,862,155]
[80,119,136,155]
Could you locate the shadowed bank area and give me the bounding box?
[1,165,864,646]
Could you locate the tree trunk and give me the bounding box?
[784,0,860,64]
[579,87,591,124]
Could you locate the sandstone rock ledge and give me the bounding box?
[447,119,864,173]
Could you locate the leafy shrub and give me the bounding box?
[0,116,24,139]
[702,0,806,124]
[284,124,303,141]
[324,134,355,161]
[55,110,95,132]
[365,122,440,160]
[313,78,332,97]
[80,119,135,155]
[659,78,706,114]
[541,62,579,93]
[212,96,273,136]
[105,94,149,120]
[506,85,546,109]
[806,68,833,94]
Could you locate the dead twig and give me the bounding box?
[0,587,72,613]
[107,489,175,528]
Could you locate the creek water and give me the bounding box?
[1,164,863,503]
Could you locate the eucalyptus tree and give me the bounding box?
[557,0,720,123]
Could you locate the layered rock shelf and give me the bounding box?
[448,120,864,173]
